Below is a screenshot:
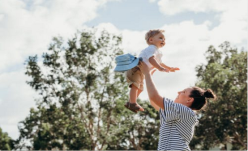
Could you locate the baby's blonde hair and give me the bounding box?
[145,29,165,45]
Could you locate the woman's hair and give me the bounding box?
[189,86,217,110]
[145,29,165,45]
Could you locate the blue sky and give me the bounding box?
[86,0,220,30]
[0,0,247,140]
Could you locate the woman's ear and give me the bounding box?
[188,97,194,103]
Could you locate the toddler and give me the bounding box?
[125,29,179,113]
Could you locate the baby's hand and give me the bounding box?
[169,67,180,72]
[159,67,169,72]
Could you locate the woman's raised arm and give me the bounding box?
[139,61,164,110]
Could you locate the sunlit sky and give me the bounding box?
[0,0,247,139]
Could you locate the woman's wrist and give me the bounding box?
[144,72,151,78]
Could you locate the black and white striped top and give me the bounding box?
[158,98,199,151]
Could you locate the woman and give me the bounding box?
[139,61,216,151]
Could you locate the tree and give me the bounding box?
[17,29,160,150]
[105,100,160,150]
[190,42,247,150]
[0,127,14,150]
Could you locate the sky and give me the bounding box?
[0,0,247,140]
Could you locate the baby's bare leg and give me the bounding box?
[129,84,139,103]
[137,89,143,98]
[129,85,144,111]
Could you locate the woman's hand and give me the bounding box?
[159,67,169,72]
[150,68,157,75]
[139,61,150,75]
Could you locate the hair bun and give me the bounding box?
[204,89,216,100]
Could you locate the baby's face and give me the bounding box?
[149,33,165,48]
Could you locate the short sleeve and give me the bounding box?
[175,103,199,143]
[160,98,180,122]
[176,103,199,124]
[144,45,157,60]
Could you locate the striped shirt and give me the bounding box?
[158,98,199,151]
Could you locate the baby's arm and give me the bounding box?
[149,56,169,72]
[160,63,171,70]
[160,63,180,72]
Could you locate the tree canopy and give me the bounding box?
[0,127,14,150]
[17,29,159,150]
[190,42,247,150]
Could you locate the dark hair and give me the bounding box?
[189,87,217,110]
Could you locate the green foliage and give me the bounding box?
[190,42,247,150]
[17,29,160,150]
[105,100,160,150]
[0,127,14,150]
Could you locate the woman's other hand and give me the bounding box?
[150,68,157,75]
[139,61,150,75]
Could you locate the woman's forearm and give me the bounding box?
[144,73,164,109]
[150,99,160,111]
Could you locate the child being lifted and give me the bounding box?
[125,29,179,113]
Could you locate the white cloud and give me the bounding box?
[96,22,121,35]
[121,30,147,55]
[157,0,247,16]
[149,0,157,3]
[0,68,37,139]
[158,0,213,15]
[94,24,148,55]
[157,0,247,50]
[0,14,4,21]
[0,0,113,139]
[0,0,112,72]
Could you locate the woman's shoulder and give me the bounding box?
[163,97,173,102]
[178,103,195,116]
[163,97,196,117]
